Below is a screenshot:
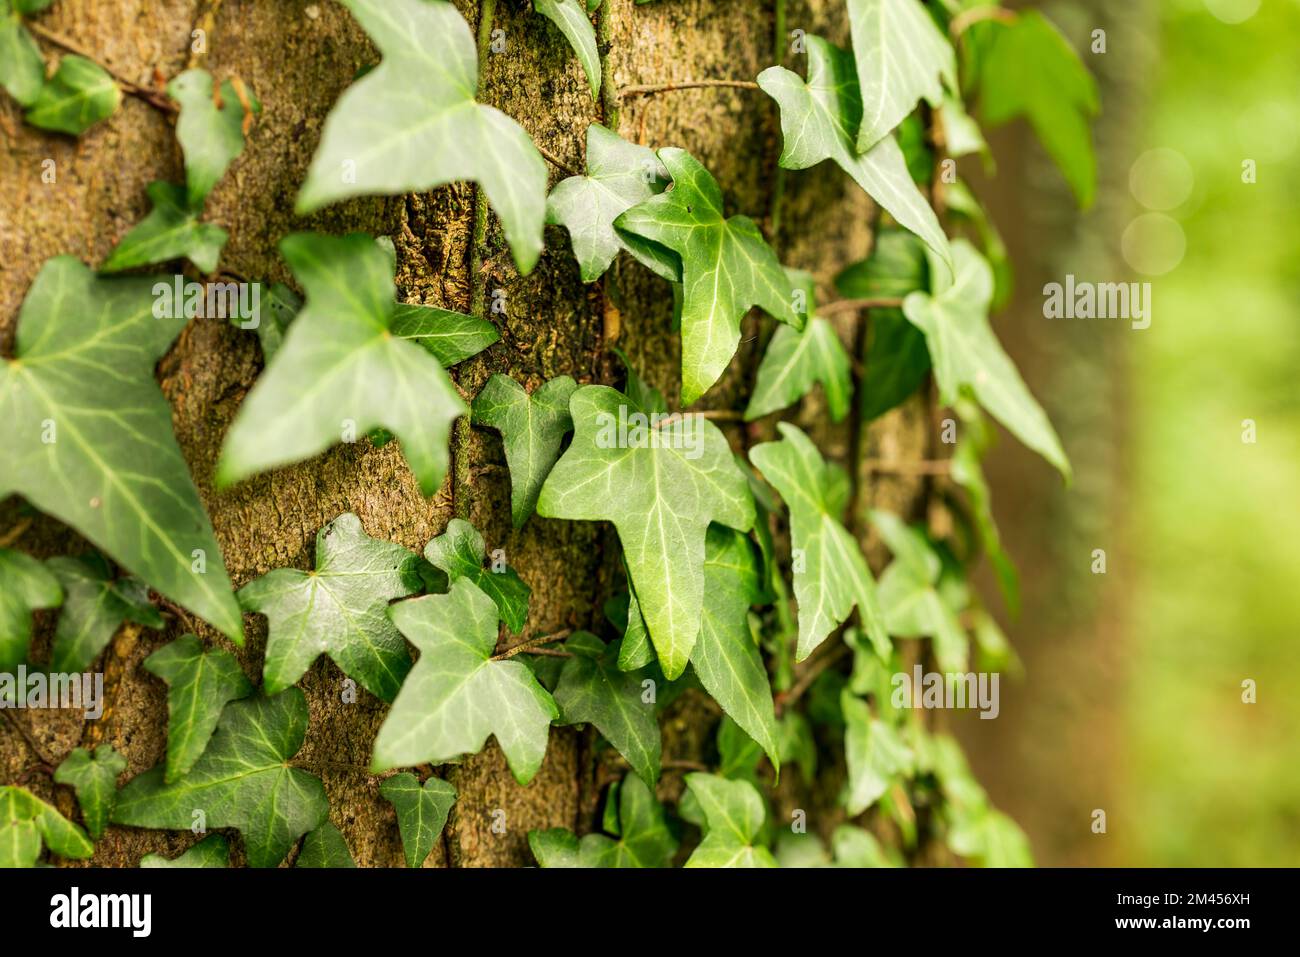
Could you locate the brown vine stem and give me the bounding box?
[775,643,852,716]
[536,143,578,177]
[0,518,33,548]
[27,22,177,114]
[864,458,952,476]
[618,80,762,100]
[650,409,745,430]
[817,297,905,316]
[492,628,574,661]
[949,6,1017,37]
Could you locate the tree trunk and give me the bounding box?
[1,0,927,866]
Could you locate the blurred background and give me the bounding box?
[952,0,1300,866]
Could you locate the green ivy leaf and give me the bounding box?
[950,403,1018,614]
[534,0,600,97]
[0,258,244,642]
[295,823,358,868]
[390,303,499,367]
[100,182,228,274]
[471,374,577,528]
[842,691,914,816]
[554,632,661,787]
[423,518,530,634]
[246,282,301,363]
[683,773,776,868]
[538,385,756,680]
[238,512,419,701]
[745,270,852,423]
[167,69,260,209]
[749,423,888,662]
[902,240,1070,478]
[217,233,468,497]
[0,0,44,108]
[379,772,456,868]
[529,773,676,867]
[757,36,950,272]
[846,0,955,152]
[53,744,125,839]
[113,689,328,868]
[0,785,94,866]
[0,547,62,672]
[546,124,668,282]
[614,148,800,404]
[24,54,120,135]
[967,11,1097,207]
[690,526,779,768]
[776,711,817,786]
[372,580,558,782]
[140,833,229,868]
[831,823,898,867]
[949,807,1032,867]
[297,0,546,274]
[142,634,253,783]
[47,555,163,674]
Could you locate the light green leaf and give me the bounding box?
[615,148,799,404]
[0,547,62,672]
[690,526,778,768]
[683,773,776,868]
[113,689,328,868]
[950,402,1018,613]
[238,512,419,701]
[757,36,950,272]
[612,566,655,672]
[831,824,898,867]
[423,518,530,634]
[528,828,581,867]
[167,69,260,209]
[554,632,661,787]
[0,785,94,866]
[842,691,914,816]
[749,423,888,662]
[902,239,1070,477]
[776,711,817,786]
[0,0,44,107]
[379,772,456,868]
[297,0,546,273]
[537,385,756,679]
[846,0,955,151]
[140,833,229,868]
[546,124,668,282]
[53,744,125,839]
[216,233,467,496]
[47,554,163,674]
[391,303,498,367]
[295,823,357,868]
[372,579,558,782]
[0,258,244,642]
[24,54,120,135]
[949,807,1033,867]
[142,634,253,783]
[100,181,228,274]
[534,0,600,97]
[471,374,577,528]
[529,773,676,868]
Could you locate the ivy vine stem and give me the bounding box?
[618,80,761,99]
[535,143,578,176]
[949,5,1018,37]
[26,21,177,114]
[492,628,574,661]
[816,296,905,316]
[0,518,32,548]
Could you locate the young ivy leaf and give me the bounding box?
[471,374,577,529]
[54,744,126,839]
[113,689,328,868]
[0,785,93,867]
[238,512,420,702]
[846,0,955,152]
[0,0,45,107]
[142,634,253,783]
[0,547,62,673]
[690,525,779,769]
[391,303,499,367]
[0,259,243,642]
[537,385,756,680]
[546,124,669,282]
[949,402,1019,614]
[295,823,358,868]
[423,519,531,634]
[100,182,228,275]
[554,632,662,787]
[614,148,801,405]
[371,579,558,783]
[902,239,1070,478]
[47,555,163,674]
[24,55,120,136]
[216,233,468,497]
[749,423,888,662]
[842,691,915,816]
[683,773,776,868]
[379,772,456,868]
[168,69,260,209]
[533,0,600,97]
[745,270,852,423]
[297,0,546,274]
[757,35,950,273]
[140,833,230,868]
[528,773,676,868]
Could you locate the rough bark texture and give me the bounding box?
[2,0,926,866]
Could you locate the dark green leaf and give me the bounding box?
[53,744,125,839]
[139,833,229,868]
[47,554,163,673]
[100,181,228,274]
[379,772,456,868]
[423,518,530,634]
[0,785,93,866]
[295,823,357,868]
[0,547,62,672]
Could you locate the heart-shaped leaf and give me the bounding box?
[379,772,456,868]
